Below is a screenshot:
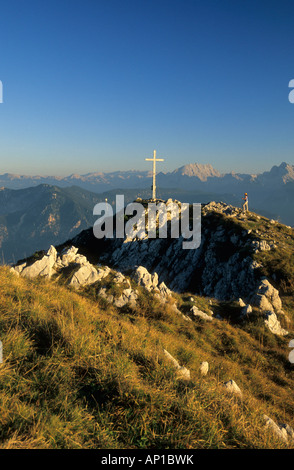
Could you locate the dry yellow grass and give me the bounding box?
[0,266,293,449]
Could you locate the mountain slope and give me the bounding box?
[0,258,293,448]
[0,184,101,264]
[171,163,221,180]
[3,199,294,449]
[0,184,268,266]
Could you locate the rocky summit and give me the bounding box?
[70,200,291,298]
[11,199,294,338]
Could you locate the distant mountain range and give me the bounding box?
[0,162,294,264]
[1,161,294,192]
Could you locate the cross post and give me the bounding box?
[145,150,164,200]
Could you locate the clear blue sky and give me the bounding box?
[0,0,294,176]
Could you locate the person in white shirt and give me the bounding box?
[242,193,248,212]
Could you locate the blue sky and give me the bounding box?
[0,0,294,176]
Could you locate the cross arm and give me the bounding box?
[145,158,165,161]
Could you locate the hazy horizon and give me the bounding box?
[0,159,293,179]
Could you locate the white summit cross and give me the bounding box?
[145,150,164,200]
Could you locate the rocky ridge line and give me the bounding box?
[11,238,289,337]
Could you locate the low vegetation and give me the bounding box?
[0,263,293,449]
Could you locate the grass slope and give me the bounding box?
[0,265,293,449]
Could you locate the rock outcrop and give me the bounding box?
[132,265,173,304]
[11,245,57,279]
[264,311,288,336]
[223,379,242,397]
[264,415,294,443]
[251,279,283,314]
[163,349,191,381]
[69,264,110,288]
[12,245,112,289]
[11,246,184,314]
[11,200,291,337]
[132,266,158,292]
[92,201,264,302]
[250,279,288,336]
[190,305,213,321]
[199,361,209,376]
[98,286,138,308]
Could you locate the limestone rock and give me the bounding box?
[122,288,138,305]
[251,293,273,311]
[74,254,89,266]
[263,415,292,442]
[251,240,271,252]
[10,262,28,276]
[13,262,27,274]
[98,199,262,301]
[21,246,57,279]
[54,246,88,268]
[199,361,209,376]
[279,423,294,441]
[132,266,174,307]
[113,272,130,286]
[249,279,288,335]
[223,379,242,396]
[113,288,138,308]
[9,267,19,276]
[69,263,102,288]
[92,199,290,306]
[97,287,114,304]
[58,247,112,288]
[133,266,158,291]
[113,296,128,308]
[264,311,288,336]
[251,279,283,314]
[158,281,172,298]
[257,279,283,312]
[60,246,79,266]
[190,306,213,321]
[163,349,191,380]
[241,304,252,317]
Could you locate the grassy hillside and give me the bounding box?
[0,264,293,449]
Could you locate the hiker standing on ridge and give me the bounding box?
[242,193,249,212]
